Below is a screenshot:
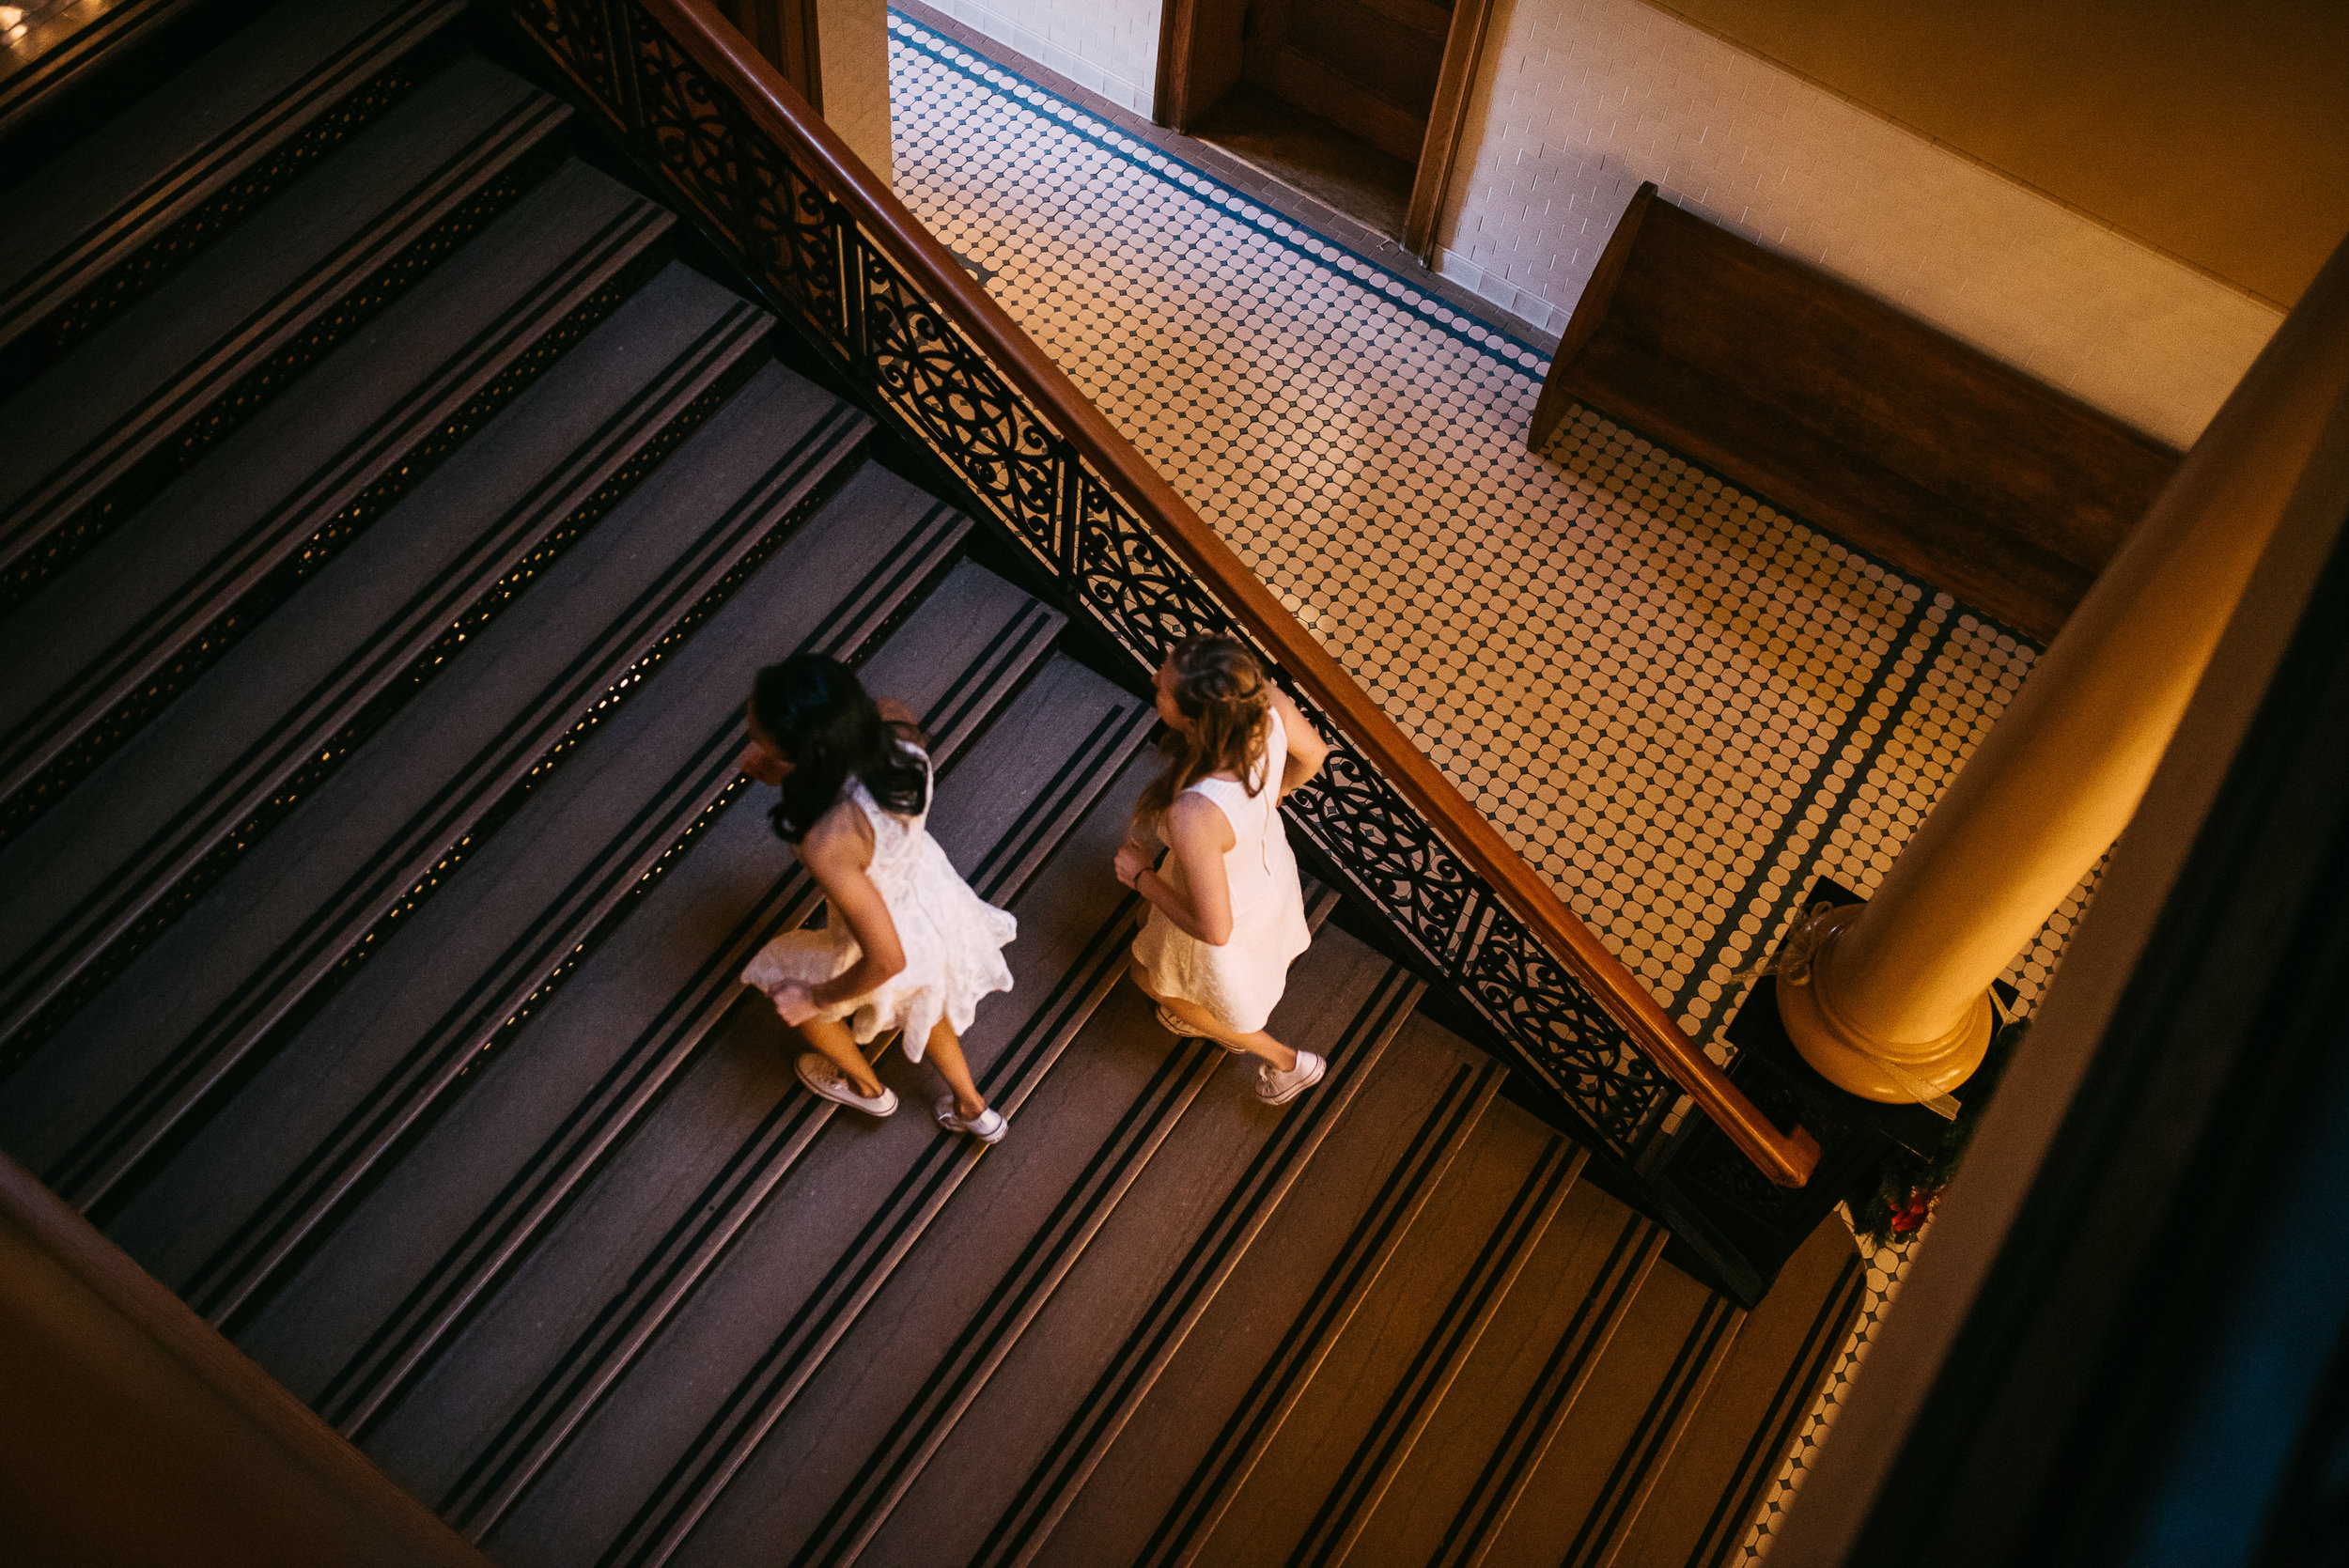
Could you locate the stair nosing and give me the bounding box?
[314,594,1064,1436]
[791,1013,1237,1568]
[441,699,1157,1547]
[48,398,871,1217]
[0,297,770,1063]
[1295,1139,1588,1568]
[0,0,209,140]
[168,480,961,1327]
[0,0,470,369]
[0,79,572,570]
[1561,1294,1744,1568]
[1433,1215,1668,1568]
[972,965,1424,1568]
[1688,1251,1864,1568]
[606,900,1148,1568]
[0,189,678,814]
[1138,1058,1511,1568]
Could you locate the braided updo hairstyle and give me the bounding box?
[1137,634,1271,825]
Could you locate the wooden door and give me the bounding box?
[1156,0,1494,257]
[1243,0,1450,163]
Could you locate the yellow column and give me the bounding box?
[1780,238,2349,1103]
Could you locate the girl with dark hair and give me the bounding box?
[1116,634,1331,1103]
[738,654,1014,1141]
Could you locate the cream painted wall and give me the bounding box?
[820,0,896,184]
[1653,0,2349,308]
[1431,0,2285,448]
[922,0,1161,115]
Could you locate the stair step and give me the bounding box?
[1556,1296,1742,1568]
[1026,1019,1497,1568]
[862,947,1423,1568]
[0,51,568,587]
[0,262,767,1063]
[706,924,1391,1568]
[0,0,465,382]
[1399,1198,1668,1568]
[366,659,1155,1555]
[232,561,1062,1428]
[93,460,963,1322]
[1610,1217,1860,1568]
[1474,1258,1735,1568]
[0,359,863,1218]
[1282,1138,1585,1568]
[0,156,675,830]
[1154,1065,1555,1568]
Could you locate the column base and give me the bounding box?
[1775,904,1994,1105]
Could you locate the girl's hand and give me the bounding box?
[773,983,819,1025]
[1113,843,1151,890]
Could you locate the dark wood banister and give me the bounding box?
[648,0,1819,1188]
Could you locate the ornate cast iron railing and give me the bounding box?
[495,0,1819,1189]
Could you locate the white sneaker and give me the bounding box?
[934,1094,1008,1143]
[797,1052,897,1117]
[1256,1049,1325,1105]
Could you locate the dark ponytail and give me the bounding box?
[750,655,928,843]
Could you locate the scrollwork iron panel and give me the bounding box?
[857,241,1062,556]
[498,0,1683,1172]
[1071,489,1236,666]
[738,130,848,341]
[514,0,625,123]
[1460,911,1673,1154]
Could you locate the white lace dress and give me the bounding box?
[1130,708,1312,1034]
[740,748,1015,1059]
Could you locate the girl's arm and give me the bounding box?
[797,810,907,1005]
[1116,793,1237,945]
[1268,687,1330,797]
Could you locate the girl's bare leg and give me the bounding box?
[923,1018,988,1121]
[1128,962,1298,1073]
[795,1015,888,1099]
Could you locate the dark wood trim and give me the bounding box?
[1405,0,1497,263]
[1526,179,1653,446]
[1153,0,1245,131]
[645,0,1821,1189]
[1524,180,2179,639]
[0,1153,490,1566]
[1154,0,1194,127]
[1255,44,1424,161]
[716,0,822,113]
[1357,0,1453,33]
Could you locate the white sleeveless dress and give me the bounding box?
[1130,708,1312,1034]
[740,746,1015,1059]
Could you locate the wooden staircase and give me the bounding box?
[0,2,1864,1562]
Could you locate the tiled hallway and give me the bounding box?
[887,8,2096,1054]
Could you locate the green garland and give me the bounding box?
[1853,1018,2030,1248]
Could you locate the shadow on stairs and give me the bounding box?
[0,1,1865,1563]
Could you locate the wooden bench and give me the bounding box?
[1528,182,2182,641]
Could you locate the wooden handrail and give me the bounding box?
[646,0,1817,1188]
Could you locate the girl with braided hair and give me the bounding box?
[1116,634,1330,1102]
